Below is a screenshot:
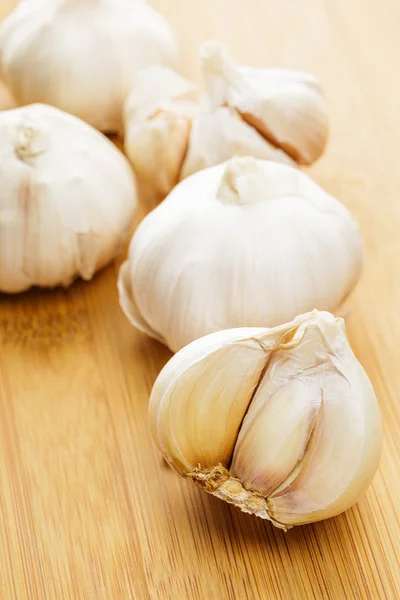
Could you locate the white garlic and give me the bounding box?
[123,42,329,198]
[201,41,329,164]
[118,157,362,352]
[124,67,197,197]
[149,310,382,529]
[0,0,178,132]
[0,103,137,293]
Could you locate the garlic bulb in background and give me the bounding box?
[0,104,137,293]
[0,0,178,132]
[201,41,329,164]
[123,41,328,198]
[118,157,362,352]
[149,310,382,529]
[124,67,197,196]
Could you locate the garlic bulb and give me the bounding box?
[118,157,362,352]
[124,67,197,197]
[0,103,137,293]
[149,310,382,529]
[123,42,329,198]
[0,0,178,132]
[201,41,329,164]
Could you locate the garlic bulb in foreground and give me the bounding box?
[0,104,137,293]
[201,41,329,164]
[118,157,362,352]
[0,0,178,132]
[124,67,197,196]
[149,310,382,529]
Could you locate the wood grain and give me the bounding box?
[0,1,399,598]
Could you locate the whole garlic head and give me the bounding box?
[0,0,178,132]
[149,310,382,529]
[123,42,329,198]
[118,157,362,352]
[0,104,137,293]
[201,41,329,164]
[124,67,197,197]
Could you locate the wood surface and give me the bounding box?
[0,0,399,598]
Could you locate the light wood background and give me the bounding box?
[0,0,399,598]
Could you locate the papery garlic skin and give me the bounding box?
[149,311,382,529]
[0,104,137,293]
[118,157,362,352]
[0,0,178,132]
[124,67,197,197]
[201,41,329,165]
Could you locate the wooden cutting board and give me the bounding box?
[0,1,399,598]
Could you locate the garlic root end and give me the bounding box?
[188,464,289,530]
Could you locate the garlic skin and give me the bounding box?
[0,0,178,132]
[149,310,382,529]
[124,67,197,197]
[118,157,362,352]
[0,104,137,293]
[201,41,329,165]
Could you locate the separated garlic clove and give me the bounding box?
[0,104,137,293]
[149,310,382,529]
[180,106,294,181]
[0,0,178,132]
[119,157,362,352]
[124,67,197,197]
[201,41,329,164]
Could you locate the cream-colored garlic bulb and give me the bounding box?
[0,104,137,293]
[201,41,329,164]
[149,310,382,529]
[124,67,197,197]
[123,42,328,198]
[118,157,362,352]
[0,0,178,132]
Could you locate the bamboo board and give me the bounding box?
[0,1,399,598]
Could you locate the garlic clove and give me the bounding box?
[180,106,294,181]
[124,67,197,196]
[266,323,383,526]
[149,311,383,529]
[124,108,193,197]
[200,41,329,164]
[238,73,329,165]
[230,378,323,498]
[0,0,178,132]
[151,333,269,475]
